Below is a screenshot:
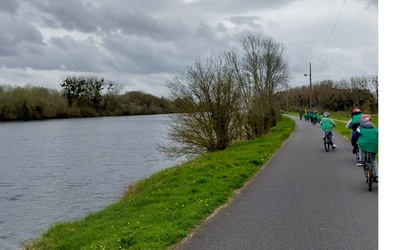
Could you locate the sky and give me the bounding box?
[0,0,379,97]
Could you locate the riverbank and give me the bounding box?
[22,116,295,249]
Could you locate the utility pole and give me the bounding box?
[304,62,312,108]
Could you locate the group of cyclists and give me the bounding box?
[299,107,378,183]
[299,110,323,125]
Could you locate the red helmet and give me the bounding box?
[352,107,361,113]
[361,114,372,122]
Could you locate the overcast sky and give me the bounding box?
[0,0,379,97]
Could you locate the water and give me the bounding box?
[0,115,180,249]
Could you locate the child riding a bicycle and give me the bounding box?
[320,112,337,148]
[351,114,378,182]
[346,107,364,154]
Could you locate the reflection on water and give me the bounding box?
[0,115,179,249]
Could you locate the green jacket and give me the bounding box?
[348,113,364,130]
[320,117,337,131]
[352,113,363,124]
[358,121,378,153]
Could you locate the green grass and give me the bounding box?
[23,116,295,250]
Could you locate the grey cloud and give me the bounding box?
[228,16,264,28]
[49,37,70,50]
[183,0,294,13]
[26,0,193,42]
[359,0,378,8]
[44,36,107,72]
[0,47,17,57]
[0,0,20,14]
[0,13,44,57]
[102,34,184,74]
[98,4,197,42]
[0,0,378,96]
[26,0,101,33]
[195,22,218,41]
[101,7,164,38]
[1,35,107,72]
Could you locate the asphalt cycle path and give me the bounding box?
[174,115,378,250]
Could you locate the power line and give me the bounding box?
[314,0,347,71]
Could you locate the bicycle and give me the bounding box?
[354,145,360,162]
[312,118,316,125]
[360,151,376,192]
[323,131,334,152]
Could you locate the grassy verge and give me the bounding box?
[23,116,295,250]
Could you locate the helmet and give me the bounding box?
[323,112,329,117]
[361,114,372,122]
[352,107,361,113]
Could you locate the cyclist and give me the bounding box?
[317,112,323,124]
[299,110,304,120]
[346,107,364,154]
[351,114,378,182]
[311,111,318,125]
[320,112,337,148]
[305,111,310,121]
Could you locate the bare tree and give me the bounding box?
[239,35,291,138]
[161,35,291,158]
[162,53,243,159]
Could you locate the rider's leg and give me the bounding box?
[329,130,335,144]
[356,150,364,167]
[358,147,364,163]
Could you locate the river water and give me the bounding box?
[0,114,181,249]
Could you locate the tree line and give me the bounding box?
[0,77,176,121]
[276,75,378,114]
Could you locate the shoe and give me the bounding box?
[332,144,337,149]
[356,161,363,167]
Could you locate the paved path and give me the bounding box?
[174,115,378,250]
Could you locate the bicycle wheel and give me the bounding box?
[354,146,360,161]
[366,162,373,191]
[363,163,368,183]
[324,137,329,151]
